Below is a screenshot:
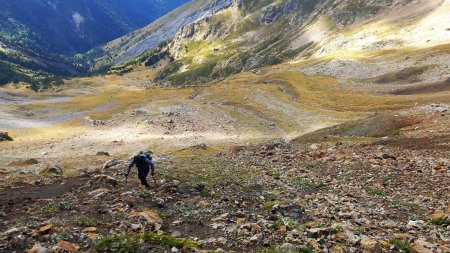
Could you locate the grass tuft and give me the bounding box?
[262,201,278,211]
[75,216,100,227]
[390,238,411,253]
[95,232,199,253]
[366,188,385,196]
[39,201,75,213]
[297,179,325,190]
[431,217,450,226]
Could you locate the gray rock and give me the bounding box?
[171,231,182,238]
[39,164,63,176]
[3,226,29,238]
[131,223,143,231]
[280,243,296,251]
[407,220,425,229]
[28,243,48,253]
[0,131,13,141]
[102,159,123,170]
[94,174,118,186]
[250,233,263,243]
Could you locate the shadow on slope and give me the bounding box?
[292,113,421,144]
[391,77,450,95]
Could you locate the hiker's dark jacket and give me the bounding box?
[126,153,155,175]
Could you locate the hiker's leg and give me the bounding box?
[138,168,150,188]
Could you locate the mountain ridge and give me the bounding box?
[96,0,449,88]
[0,0,189,89]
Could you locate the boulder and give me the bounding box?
[58,240,80,252]
[88,188,109,199]
[280,243,296,251]
[27,243,48,253]
[130,210,163,227]
[94,174,118,186]
[39,224,53,234]
[0,131,13,141]
[407,220,425,229]
[4,226,29,239]
[39,164,63,176]
[250,233,263,243]
[102,159,123,170]
[360,236,379,251]
[411,244,433,253]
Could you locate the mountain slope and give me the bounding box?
[97,0,450,89]
[0,0,189,89]
[0,0,189,56]
[85,0,233,69]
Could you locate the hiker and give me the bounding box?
[125,151,155,189]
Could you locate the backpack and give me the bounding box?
[134,153,147,167]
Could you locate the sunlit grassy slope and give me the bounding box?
[5,65,449,144]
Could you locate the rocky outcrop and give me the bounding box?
[0,132,13,141]
[39,164,64,176]
[95,0,234,66]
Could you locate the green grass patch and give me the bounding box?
[262,201,278,211]
[265,193,279,201]
[390,238,411,253]
[94,233,142,253]
[328,226,344,235]
[272,217,300,231]
[366,188,385,196]
[94,231,199,253]
[391,200,418,208]
[133,189,155,199]
[296,179,325,190]
[168,60,217,86]
[75,216,100,227]
[431,217,450,226]
[39,201,75,213]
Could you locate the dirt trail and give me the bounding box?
[0,177,89,230]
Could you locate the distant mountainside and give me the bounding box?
[84,0,233,70]
[94,0,450,87]
[1,0,449,91]
[0,0,189,56]
[0,0,189,89]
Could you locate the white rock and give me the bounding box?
[28,243,48,253]
[250,233,263,243]
[280,243,296,251]
[407,220,426,229]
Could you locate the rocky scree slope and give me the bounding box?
[0,105,449,252]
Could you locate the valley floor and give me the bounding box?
[0,67,449,252]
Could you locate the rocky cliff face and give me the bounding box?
[93,0,450,88]
[85,0,234,69]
